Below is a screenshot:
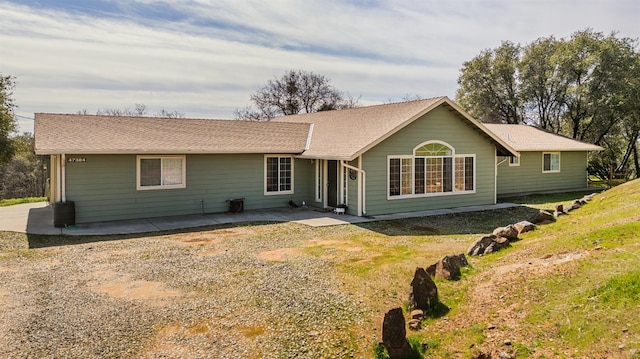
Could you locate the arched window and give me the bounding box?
[388,141,475,198]
[414,141,453,157]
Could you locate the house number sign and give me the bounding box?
[67,157,86,163]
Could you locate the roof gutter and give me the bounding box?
[340,160,366,216]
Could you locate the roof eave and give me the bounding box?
[35,149,306,155]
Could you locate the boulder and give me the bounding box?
[565,199,582,212]
[427,253,469,280]
[492,225,519,240]
[410,309,424,320]
[468,235,510,256]
[554,204,565,217]
[409,267,438,312]
[408,318,421,331]
[513,221,535,234]
[382,307,411,358]
[527,210,555,225]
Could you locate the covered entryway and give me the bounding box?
[327,160,339,207]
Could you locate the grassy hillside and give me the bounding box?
[415,180,640,357]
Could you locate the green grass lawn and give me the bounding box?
[0,197,47,207]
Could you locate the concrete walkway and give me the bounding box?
[0,202,520,236]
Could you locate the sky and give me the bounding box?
[1,0,639,134]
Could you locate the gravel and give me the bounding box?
[0,225,368,358]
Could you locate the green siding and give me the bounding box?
[361,106,496,216]
[346,159,360,216]
[496,151,589,195]
[65,154,312,223]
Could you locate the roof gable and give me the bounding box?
[483,124,604,152]
[274,96,518,160]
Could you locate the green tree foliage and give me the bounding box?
[456,30,640,179]
[456,41,524,124]
[0,133,47,200]
[235,69,358,121]
[0,74,17,165]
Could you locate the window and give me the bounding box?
[509,155,520,166]
[388,141,475,198]
[543,152,560,173]
[137,155,186,190]
[265,155,294,194]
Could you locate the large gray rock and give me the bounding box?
[565,199,582,212]
[382,307,411,358]
[468,235,510,256]
[492,225,519,240]
[513,221,535,234]
[426,253,469,280]
[409,267,439,312]
[527,210,555,225]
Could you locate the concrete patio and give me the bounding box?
[0,201,520,236]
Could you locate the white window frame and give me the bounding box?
[136,155,186,191]
[264,155,294,195]
[542,152,561,173]
[387,141,476,200]
[509,155,520,166]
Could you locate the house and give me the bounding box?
[35,97,521,224]
[484,124,603,197]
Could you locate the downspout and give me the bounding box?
[61,153,66,202]
[340,159,366,216]
[495,152,509,204]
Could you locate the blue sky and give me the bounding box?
[1,0,638,133]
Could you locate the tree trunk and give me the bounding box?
[634,141,640,179]
[617,128,640,173]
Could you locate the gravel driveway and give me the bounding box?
[0,224,369,358]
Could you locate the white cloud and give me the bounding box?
[1,0,638,134]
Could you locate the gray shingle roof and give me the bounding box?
[483,124,603,152]
[274,97,518,159]
[34,98,521,159]
[35,114,311,155]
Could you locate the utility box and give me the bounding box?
[53,201,75,228]
[228,198,244,213]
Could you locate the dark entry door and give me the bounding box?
[327,160,338,207]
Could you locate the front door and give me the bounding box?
[327,160,338,207]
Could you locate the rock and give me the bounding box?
[565,200,582,212]
[468,235,510,256]
[408,318,421,330]
[408,268,438,312]
[425,262,437,277]
[435,253,469,280]
[554,204,565,217]
[492,225,519,240]
[410,309,424,320]
[471,351,492,359]
[498,351,513,359]
[504,339,512,346]
[382,307,411,358]
[513,221,535,234]
[527,210,555,225]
